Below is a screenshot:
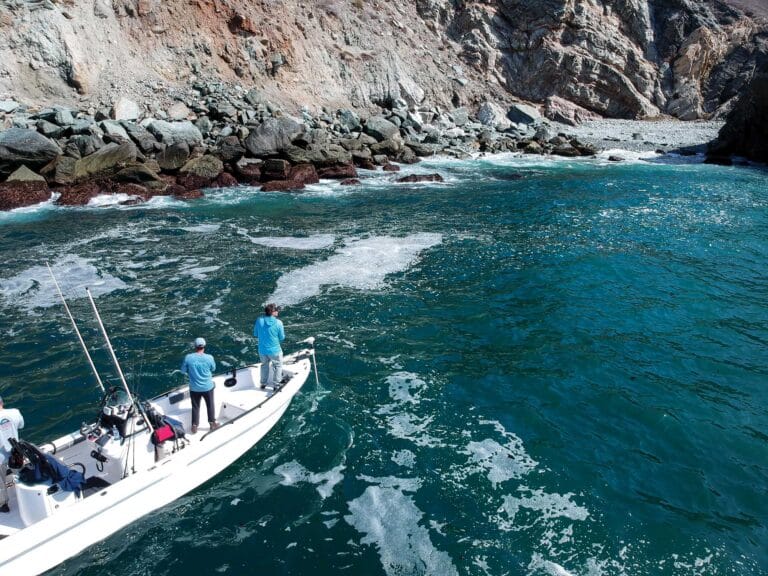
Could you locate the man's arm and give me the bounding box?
[17,411,24,430]
[278,321,285,342]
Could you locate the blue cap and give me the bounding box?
[194,337,206,348]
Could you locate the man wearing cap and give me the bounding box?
[180,338,218,434]
[0,395,24,513]
[253,303,285,389]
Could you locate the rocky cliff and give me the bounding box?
[707,32,768,162]
[0,0,766,121]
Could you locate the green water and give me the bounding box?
[0,152,766,575]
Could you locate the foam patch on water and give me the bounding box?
[0,255,128,310]
[345,485,459,576]
[500,488,589,525]
[385,371,427,405]
[392,449,416,468]
[274,460,345,499]
[268,233,442,307]
[179,264,221,280]
[357,475,422,492]
[182,223,222,234]
[87,193,136,207]
[384,413,442,447]
[247,234,336,250]
[462,437,538,487]
[527,553,576,576]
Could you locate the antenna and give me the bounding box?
[46,262,105,393]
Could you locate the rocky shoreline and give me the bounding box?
[0,86,727,212]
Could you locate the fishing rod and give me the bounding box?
[85,287,154,433]
[46,262,106,393]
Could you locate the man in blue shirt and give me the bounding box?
[253,303,285,388]
[180,337,218,434]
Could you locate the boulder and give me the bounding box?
[288,164,319,186]
[260,158,291,181]
[168,102,190,120]
[396,173,444,183]
[317,163,357,179]
[449,107,470,126]
[544,96,600,126]
[0,100,19,114]
[477,102,510,130]
[114,164,165,188]
[157,142,190,171]
[0,128,62,177]
[234,158,261,183]
[112,97,141,121]
[382,163,400,172]
[211,172,239,188]
[146,120,203,147]
[179,155,224,180]
[364,116,400,142]
[6,165,46,182]
[245,117,304,156]
[0,180,50,211]
[370,138,403,157]
[507,103,541,125]
[68,136,102,160]
[283,144,352,167]
[121,122,157,153]
[337,109,361,131]
[340,178,361,185]
[261,180,305,192]
[36,120,68,139]
[41,155,77,185]
[74,142,138,181]
[217,135,246,163]
[100,120,130,141]
[71,119,96,136]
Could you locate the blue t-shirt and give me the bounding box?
[180,352,216,392]
[253,315,285,355]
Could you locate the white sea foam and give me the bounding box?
[179,265,220,280]
[384,413,442,447]
[0,255,128,310]
[527,553,576,576]
[87,193,136,207]
[247,234,335,250]
[345,485,459,576]
[385,371,427,405]
[357,475,421,492]
[182,224,222,233]
[274,460,345,499]
[268,233,442,307]
[463,437,538,487]
[392,449,416,468]
[501,488,589,525]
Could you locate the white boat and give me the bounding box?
[0,270,316,575]
[0,347,315,575]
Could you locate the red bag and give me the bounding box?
[152,424,175,445]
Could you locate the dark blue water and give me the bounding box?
[1,152,766,575]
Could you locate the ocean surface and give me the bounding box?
[0,150,766,576]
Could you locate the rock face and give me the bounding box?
[708,38,768,162]
[0,1,765,122]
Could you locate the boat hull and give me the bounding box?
[0,349,313,576]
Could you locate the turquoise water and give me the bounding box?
[0,152,766,575]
